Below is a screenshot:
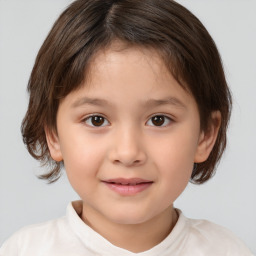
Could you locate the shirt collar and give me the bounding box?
[66,200,188,256]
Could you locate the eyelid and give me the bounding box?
[146,113,174,127]
[80,113,174,127]
[82,113,110,127]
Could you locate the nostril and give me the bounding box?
[108,144,147,166]
[113,158,142,166]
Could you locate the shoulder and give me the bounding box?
[181,214,254,255]
[0,217,69,256]
[12,215,68,240]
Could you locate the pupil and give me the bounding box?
[152,116,164,126]
[92,116,104,126]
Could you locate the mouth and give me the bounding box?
[102,178,153,196]
[104,178,153,185]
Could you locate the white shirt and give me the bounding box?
[0,201,254,256]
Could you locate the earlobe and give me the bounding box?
[194,111,221,163]
[45,127,63,162]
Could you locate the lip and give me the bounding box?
[102,178,153,196]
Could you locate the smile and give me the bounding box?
[102,178,153,196]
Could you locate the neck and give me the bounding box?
[81,204,178,253]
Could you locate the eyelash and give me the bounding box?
[146,115,172,127]
[82,114,173,128]
[83,114,110,127]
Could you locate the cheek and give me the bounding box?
[152,133,197,171]
[149,129,198,192]
[155,145,193,204]
[59,131,106,179]
[61,137,107,198]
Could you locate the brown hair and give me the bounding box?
[21,0,232,183]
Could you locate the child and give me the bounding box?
[0,0,254,255]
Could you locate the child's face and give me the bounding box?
[46,45,214,226]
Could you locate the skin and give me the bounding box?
[46,44,220,253]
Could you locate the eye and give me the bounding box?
[83,115,110,127]
[146,115,172,127]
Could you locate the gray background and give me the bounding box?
[0,0,255,253]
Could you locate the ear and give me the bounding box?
[45,127,63,162]
[194,111,221,163]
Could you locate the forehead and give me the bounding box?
[90,44,166,81]
[84,41,191,95]
[61,44,197,113]
[86,43,181,92]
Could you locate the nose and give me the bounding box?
[108,126,147,167]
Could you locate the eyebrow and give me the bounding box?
[71,97,110,108]
[71,96,186,109]
[143,97,187,109]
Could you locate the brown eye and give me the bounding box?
[152,116,164,126]
[146,115,171,127]
[85,115,109,127]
